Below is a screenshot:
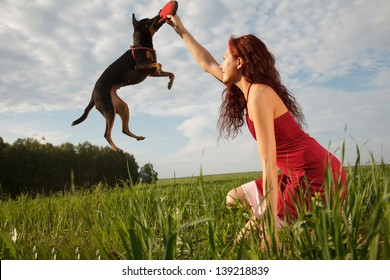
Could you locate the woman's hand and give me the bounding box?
[166,14,186,37]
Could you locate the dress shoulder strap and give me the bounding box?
[246,83,253,119]
[246,83,253,100]
[246,83,253,103]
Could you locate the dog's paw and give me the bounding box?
[137,136,145,141]
[168,74,175,90]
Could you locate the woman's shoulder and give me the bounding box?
[246,83,276,120]
[248,83,288,118]
[248,83,277,105]
[251,83,272,92]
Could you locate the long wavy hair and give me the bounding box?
[218,34,306,139]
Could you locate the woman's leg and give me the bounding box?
[226,180,265,216]
[241,180,265,218]
[227,180,285,243]
[226,186,246,207]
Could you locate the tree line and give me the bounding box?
[0,137,148,198]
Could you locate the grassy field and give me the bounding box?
[0,162,389,260]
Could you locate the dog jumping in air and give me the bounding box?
[72,13,174,152]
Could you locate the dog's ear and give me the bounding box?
[132,13,139,27]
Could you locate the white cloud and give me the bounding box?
[249,0,390,83]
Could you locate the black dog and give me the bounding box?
[72,13,174,152]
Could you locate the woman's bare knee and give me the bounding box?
[226,187,245,207]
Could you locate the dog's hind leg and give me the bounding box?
[95,97,122,152]
[104,111,122,152]
[111,87,145,141]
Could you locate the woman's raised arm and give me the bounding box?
[167,15,223,82]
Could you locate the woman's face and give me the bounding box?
[220,48,241,84]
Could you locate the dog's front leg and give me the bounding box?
[149,70,175,90]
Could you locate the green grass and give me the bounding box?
[0,161,389,260]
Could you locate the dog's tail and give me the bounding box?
[71,98,95,126]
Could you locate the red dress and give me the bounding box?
[246,111,347,221]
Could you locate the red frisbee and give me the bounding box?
[158,1,178,23]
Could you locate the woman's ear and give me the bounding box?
[237,57,244,70]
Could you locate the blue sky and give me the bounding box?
[0,0,389,178]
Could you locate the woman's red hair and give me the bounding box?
[218,34,306,139]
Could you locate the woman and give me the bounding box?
[167,15,347,243]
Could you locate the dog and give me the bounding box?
[72,13,174,152]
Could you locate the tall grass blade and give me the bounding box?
[198,165,218,259]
